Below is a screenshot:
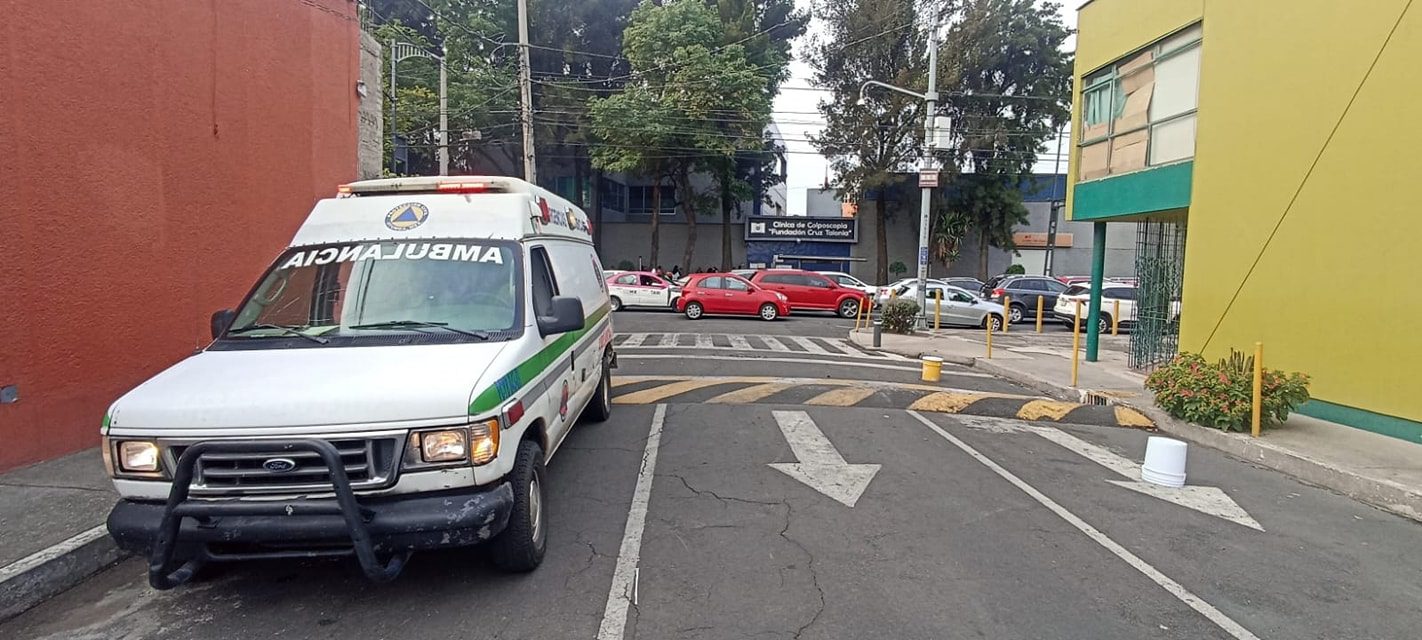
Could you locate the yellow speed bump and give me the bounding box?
[614,379,738,404]
[706,382,793,404]
[908,391,985,413]
[804,387,878,407]
[1114,406,1155,428]
[1016,399,1080,422]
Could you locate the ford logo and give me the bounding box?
[262,457,298,473]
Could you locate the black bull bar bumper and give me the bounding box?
[106,439,513,589]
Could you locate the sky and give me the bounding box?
[773,0,1078,214]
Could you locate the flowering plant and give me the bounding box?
[1145,351,1310,432]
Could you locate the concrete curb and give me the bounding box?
[854,332,1422,524]
[0,525,129,623]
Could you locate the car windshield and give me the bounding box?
[220,240,520,346]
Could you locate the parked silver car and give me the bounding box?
[885,283,1006,331]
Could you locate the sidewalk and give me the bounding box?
[0,449,125,622]
[851,327,1422,523]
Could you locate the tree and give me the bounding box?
[933,0,1072,278]
[588,0,772,270]
[809,0,934,284]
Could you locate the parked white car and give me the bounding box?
[1055,283,1139,332]
[890,283,1005,330]
[816,271,876,296]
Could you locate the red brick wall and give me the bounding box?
[0,0,361,471]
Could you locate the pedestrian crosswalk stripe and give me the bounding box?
[760,336,791,352]
[621,333,648,347]
[694,334,714,348]
[726,334,752,350]
[788,336,830,355]
[657,333,678,347]
[706,382,794,404]
[1016,399,1081,421]
[804,387,877,407]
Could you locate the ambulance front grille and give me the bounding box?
[165,437,401,495]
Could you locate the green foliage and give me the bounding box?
[881,299,920,334]
[616,260,636,271]
[889,261,908,277]
[1145,352,1312,432]
[1005,263,1026,275]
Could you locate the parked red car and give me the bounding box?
[676,273,791,321]
[749,269,869,318]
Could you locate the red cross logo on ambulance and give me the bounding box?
[384,203,430,231]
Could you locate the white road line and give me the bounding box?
[656,333,679,348]
[0,524,108,584]
[906,411,1261,640]
[788,336,831,354]
[829,338,874,358]
[726,334,752,350]
[694,334,714,349]
[598,404,667,640]
[620,333,648,348]
[617,353,995,378]
[758,336,791,352]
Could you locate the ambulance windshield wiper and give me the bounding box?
[227,323,330,344]
[348,320,490,340]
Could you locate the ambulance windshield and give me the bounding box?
[221,240,521,345]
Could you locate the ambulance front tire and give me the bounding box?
[584,355,612,423]
[488,439,547,573]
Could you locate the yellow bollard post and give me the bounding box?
[1002,295,1010,333]
[934,290,942,331]
[855,297,866,330]
[986,312,994,359]
[1251,342,1264,438]
[1071,299,1082,387]
[1112,299,1120,336]
[1035,295,1044,333]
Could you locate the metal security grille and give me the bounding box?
[164,437,400,495]
[1130,219,1186,369]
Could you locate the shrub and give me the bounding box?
[1145,351,1311,432]
[889,261,908,277]
[615,260,635,271]
[1005,263,1026,275]
[881,299,920,334]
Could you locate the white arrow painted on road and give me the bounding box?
[1031,426,1264,531]
[769,410,880,508]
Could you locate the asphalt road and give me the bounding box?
[7,313,1420,639]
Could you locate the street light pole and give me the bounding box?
[915,34,939,326]
[516,0,537,183]
[859,33,940,326]
[388,41,448,176]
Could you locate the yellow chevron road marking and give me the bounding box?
[804,387,878,407]
[705,382,795,404]
[1016,399,1081,421]
[908,392,986,413]
[613,379,734,404]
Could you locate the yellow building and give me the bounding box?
[1067,0,1422,441]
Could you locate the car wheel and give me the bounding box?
[489,439,547,572]
[684,301,704,319]
[983,313,1003,332]
[837,299,860,319]
[759,303,779,321]
[583,355,612,423]
[1008,304,1025,324]
[1098,314,1111,334]
[610,296,623,312]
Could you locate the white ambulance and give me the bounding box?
[102,176,614,588]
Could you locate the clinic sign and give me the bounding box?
[745,216,857,243]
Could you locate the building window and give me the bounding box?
[1078,23,1201,181]
[553,176,591,208]
[627,185,675,215]
[599,177,626,212]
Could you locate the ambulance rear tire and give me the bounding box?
[489,439,547,573]
[585,358,612,423]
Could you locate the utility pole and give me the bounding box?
[1044,123,1065,275]
[516,0,537,184]
[389,39,398,174]
[914,33,939,325]
[438,58,448,175]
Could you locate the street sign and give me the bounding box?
[745,216,857,243]
[918,247,929,265]
[918,169,939,188]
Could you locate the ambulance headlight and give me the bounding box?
[417,429,468,463]
[117,440,161,473]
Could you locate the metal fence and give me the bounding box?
[1130,219,1186,369]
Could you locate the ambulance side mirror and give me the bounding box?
[210,309,236,339]
[538,296,585,336]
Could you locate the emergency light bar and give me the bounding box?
[336,176,515,197]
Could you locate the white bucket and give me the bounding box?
[1141,436,1187,488]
